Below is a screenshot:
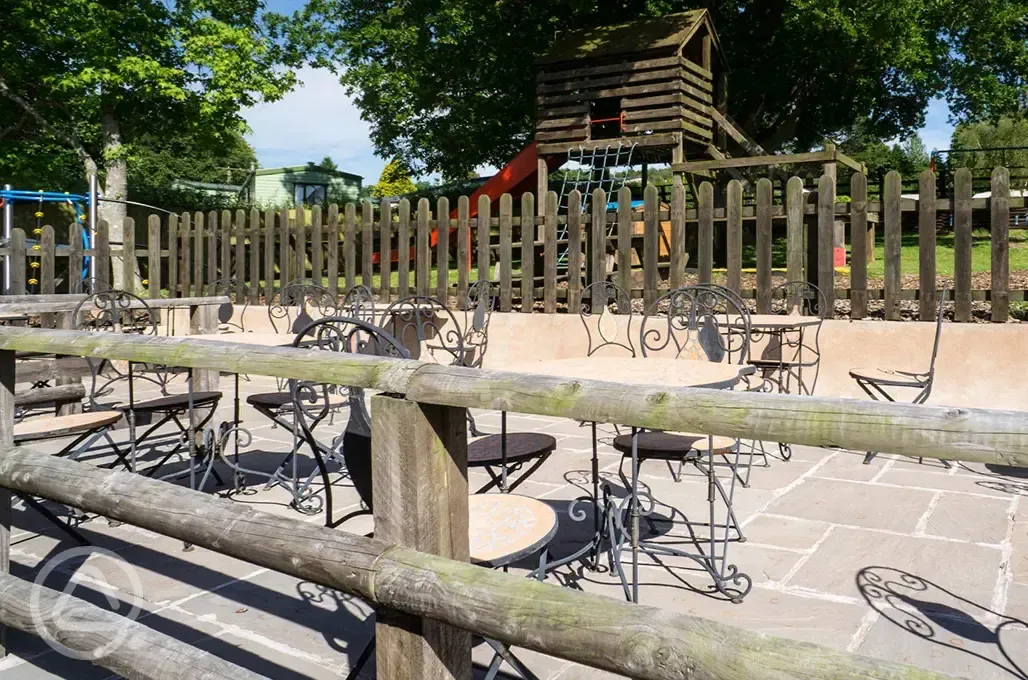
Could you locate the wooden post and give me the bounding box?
[755,179,772,313]
[697,182,714,284]
[726,180,743,295]
[437,197,450,303]
[520,193,534,313]
[167,214,178,299]
[0,349,13,657]
[362,201,374,290]
[823,143,837,183]
[379,201,393,302]
[148,215,161,299]
[643,185,659,310]
[954,168,972,322]
[206,211,218,290]
[850,174,868,319]
[818,175,837,314]
[543,191,558,313]
[536,158,548,241]
[417,199,431,297]
[249,209,261,304]
[180,212,192,297]
[590,189,606,292]
[263,209,276,299]
[918,170,937,322]
[220,209,232,280]
[9,228,25,296]
[457,196,470,301]
[193,212,204,295]
[96,220,111,289]
[294,206,307,283]
[40,226,55,328]
[279,207,291,288]
[235,209,247,283]
[311,205,323,287]
[371,394,471,680]
[786,177,804,284]
[68,222,83,295]
[477,196,491,284]
[499,194,513,311]
[991,166,1010,323]
[55,313,82,416]
[670,183,686,291]
[883,171,902,321]
[567,189,583,312]
[344,203,357,291]
[189,304,218,392]
[327,204,340,298]
[616,187,632,312]
[122,217,136,295]
[397,200,411,297]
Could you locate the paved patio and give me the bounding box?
[3,373,1027,679]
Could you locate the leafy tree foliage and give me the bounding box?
[370,158,418,198]
[319,155,339,170]
[840,124,930,178]
[951,117,1028,171]
[295,0,1028,178]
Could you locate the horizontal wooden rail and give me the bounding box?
[0,295,228,315]
[0,445,952,680]
[0,327,1025,466]
[13,383,84,406]
[0,571,268,680]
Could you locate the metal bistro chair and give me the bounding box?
[74,291,224,491]
[580,280,636,358]
[749,281,827,396]
[342,283,377,323]
[850,289,950,467]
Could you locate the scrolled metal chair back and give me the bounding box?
[457,280,497,368]
[640,285,751,364]
[75,277,113,295]
[205,278,250,332]
[773,281,828,318]
[268,280,341,335]
[342,284,377,323]
[580,281,635,357]
[379,294,466,366]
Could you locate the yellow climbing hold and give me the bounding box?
[141,279,150,286]
[31,244,40,250]
[34,211,44,218]
[33,228,42,235]
[29,261,39,269]
[28,279,38,285]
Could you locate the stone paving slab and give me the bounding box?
[766,477,936,532]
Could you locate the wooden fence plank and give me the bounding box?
[991,166,1010,323]
[786,177,804,284]
[192,212,204,295]
[263,209,275,298]
[567,189,583,312]
[477,196,490,283]
[726,180,743,294]
[294,206,307,283]
[344,203,357,291]
[39,226,55,326]
[698,182,713,284]
[167,214,178,299]
[327,204,339,297]
[235,209,246,281]
[8,229,24,295]
[818,175,837,314]
[457,197,470,301]
[436,197,450,302]
[643,185,659,309]
[590,189,607,292]
[954,168,973,322]
[544,191,558,313]
[206,211,217,290]
[96,220,110,289]
[67,222,82,295]
[883,172,903,321]
[180,212,191,297]
[521,193,535,313]
[362,201,374,290]
[918,171,937,321]
[248,209,260,303]
[670,183,686,290]
[616,187,632,312]
[279,208,291,288]
[850,174,868,319]
[397,200,410,297]
[417,199,431,297]
[311,205,323,288]
[379,201,393,302]
[755,178,772,313]
[499,194,513,311]
[220,209,231,280]
[147,215,160,298]
[122,217,135,295]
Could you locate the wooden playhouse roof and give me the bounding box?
[538,10,717,66]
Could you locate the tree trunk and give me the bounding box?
[99,110,130,289]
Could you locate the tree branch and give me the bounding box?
[0,75,96,172]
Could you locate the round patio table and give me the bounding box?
[505,357,753,389]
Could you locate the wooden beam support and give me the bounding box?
[672,150,834,173]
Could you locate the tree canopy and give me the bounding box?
[295,0,1028,178]
[950,117,1028,171]
[370,158,418,198]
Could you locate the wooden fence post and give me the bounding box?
[327,204,340,298]
[437,197,450,303]
[477,195,490,284]
[362,201,374,291]
[643,185,659,310]
[953,168,972,322]
[344,203,357,292]
[96,220,111,289]
[380,201,393,302]
[457,198,469,301]
[370,394,471,680]
[148,215,161,299]
[499,194,513,312]
[40,226,55,328]
[567,189,583,312]
[755,178,772,313]
[0,349,12,657]
[397,200,410,297]
[670,183,686,291]
[543,191,558,313]
[235,209,247,283]
[206,211,218,291]
[616,187,631,312]
[589,189,606,292]
[122,217,136,295]
[850,174,868,319]
[817,175,837,314]
[883,171,902,321]
[220,209,232,280]
[417,199,431,297]
[697,182,713,284]
[168,214,178,299]
[193,212,204,295]
[991,166,1010,323]
[180,212,192,297]
[249,209,261,303]
[263,209,275,299]
[726,179,743,295]
[785,177,804,284]
[918,170,937,322]
[68,222,83,295]
[189,304,218,392]
[279,207,291,288]
[520,193,535,313]
[295,206,307,284]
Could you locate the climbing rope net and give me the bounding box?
[554,142,637,266]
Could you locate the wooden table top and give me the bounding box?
[468,494,558,566]
[730,315,823,329]
[14,410,122,442]
[505,357,753,389]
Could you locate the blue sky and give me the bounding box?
[246,1,956,184]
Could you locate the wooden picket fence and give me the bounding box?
[3,167,1026,321]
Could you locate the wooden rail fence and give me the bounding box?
[3,326,1026,679]
[2,167,1026,321]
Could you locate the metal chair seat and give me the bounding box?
[612,432,736,459]
[469,494,558,568]
[468,433,556,465]
[13,411,122,444]
[247,391,349,410]
[118,391,222,413]
[848,367,928,389]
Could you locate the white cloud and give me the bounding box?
[243,67,386,183]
